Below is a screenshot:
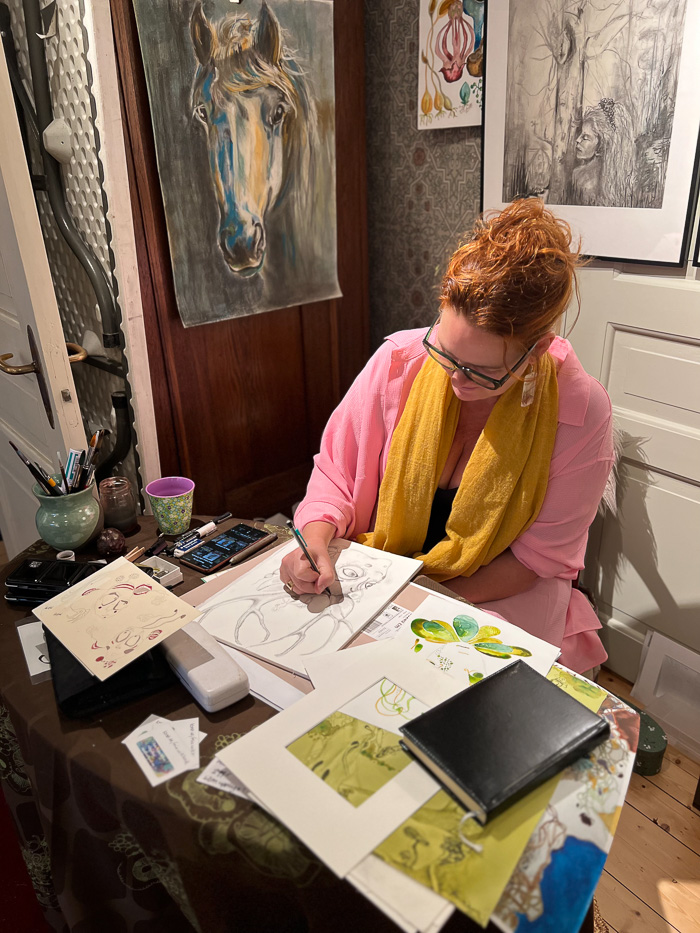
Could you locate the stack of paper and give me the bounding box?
[213,642,561,931]
[122,715,205,787]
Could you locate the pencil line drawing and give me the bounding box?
[197,541,420,675]
[502,0,688,207]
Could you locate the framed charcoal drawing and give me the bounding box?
[131,0,340,326]
[482,0,700,265]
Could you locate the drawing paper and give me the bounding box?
[197,539,422,676]
[216,645,461,877]
[33,557,200,680]
[305,586,560,689]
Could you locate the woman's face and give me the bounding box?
[434,308,535,402]
[576,121,600,161]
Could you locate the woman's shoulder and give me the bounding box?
[550,337,612,429]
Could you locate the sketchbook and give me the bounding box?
[196,538,422,676]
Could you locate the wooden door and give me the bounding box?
[110,0,368,519]
[0,44,86,557]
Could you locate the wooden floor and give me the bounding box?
[596,669,700,933]
[0,535,697,932]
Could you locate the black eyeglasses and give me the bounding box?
[422,314,537,390]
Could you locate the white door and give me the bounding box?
[572,256,700,682]
[0,44,86,558]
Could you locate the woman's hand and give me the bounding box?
[279,521,337,595]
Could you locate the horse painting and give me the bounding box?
[131,0,338,325]
[189,0,319,277]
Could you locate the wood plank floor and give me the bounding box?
[596,669,700,933]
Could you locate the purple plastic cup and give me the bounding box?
[145,476,195,535]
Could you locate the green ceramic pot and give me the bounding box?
[34,477,104,551]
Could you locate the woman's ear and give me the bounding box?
[532,333,555,359]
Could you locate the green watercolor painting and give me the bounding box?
[410,614,533,661]
[287,710,412,808]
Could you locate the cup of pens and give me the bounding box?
[33,473,104,551]
[9,437,105,551]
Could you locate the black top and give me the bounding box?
[422,486,458,552]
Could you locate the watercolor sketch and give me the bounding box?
[418,0,485,129]
[33,558,199,680]
[502,0,687,208]
[375,777,558,927]
[287,679,429,807]
[132,0,340,326]
[197,540,421,675]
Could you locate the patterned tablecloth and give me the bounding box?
[0,519,638,933]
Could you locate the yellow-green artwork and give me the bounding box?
[546,664,606,713]
[287,709,412,808]
[374,777,559,928]
[410,614,533,666]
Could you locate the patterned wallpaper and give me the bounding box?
[364,0,483,349]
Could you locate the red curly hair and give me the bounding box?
[440,198,583,349]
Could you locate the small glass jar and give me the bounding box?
[98,476,138,533]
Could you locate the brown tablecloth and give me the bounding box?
[1,518,495,933]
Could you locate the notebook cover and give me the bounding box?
[399,660,610,823]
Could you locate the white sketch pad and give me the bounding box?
[197,539,422,676]
[216,644,462,878]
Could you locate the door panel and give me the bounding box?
[575,264,700,679]
[110,1,369,518]
[0,44,85,557]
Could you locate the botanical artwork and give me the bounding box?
[397,591,560,683]
[502,0,686,208]
[197,540,422,676]
[33,558,199,680]
[483,0,700,263]
[546,664,606,713]
[492,689,639,932]
[418,0,485,128]
[374,776,559,928]
[287,679,429,807]
[132,0,340,326]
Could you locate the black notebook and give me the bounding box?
[399,660,610,824]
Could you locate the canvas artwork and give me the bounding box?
[132,0,340,326]
[418,0,484,129]
[196,539,422,676]
[33,558,200,680]
[483,0,700,263]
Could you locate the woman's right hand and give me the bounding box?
[279,521,337,595]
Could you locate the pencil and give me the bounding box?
[125,546,145,563]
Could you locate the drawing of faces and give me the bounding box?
[80,581,153,619]
[575,121,600,161]
[332,551,392,594]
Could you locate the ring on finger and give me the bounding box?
[285,580,296,594]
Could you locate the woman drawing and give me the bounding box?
[571,99,635,207]
[280,199,613,675]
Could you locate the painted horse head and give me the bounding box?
[190,1,316,276]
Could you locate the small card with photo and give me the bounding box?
[122,714,204,787]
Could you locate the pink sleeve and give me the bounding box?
[510,379,614,580]
[293,340,393,538]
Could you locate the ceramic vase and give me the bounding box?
[34,478,104,551]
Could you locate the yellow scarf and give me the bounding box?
[357,354,559,581]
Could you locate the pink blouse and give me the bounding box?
[294,330,614,672]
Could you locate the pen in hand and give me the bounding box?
[286,520,333,598]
